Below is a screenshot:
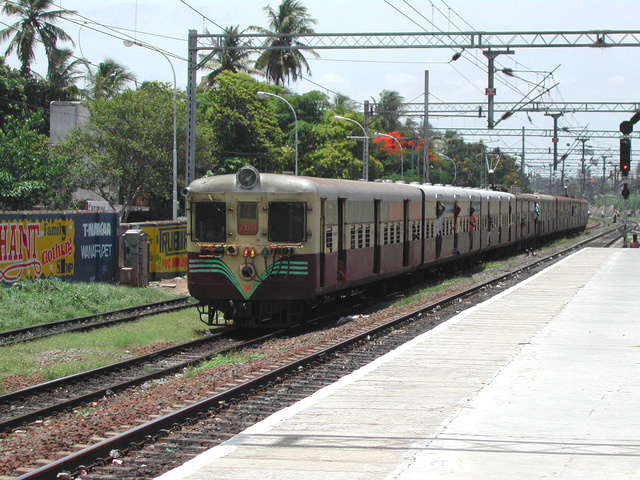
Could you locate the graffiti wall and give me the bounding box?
[0,212,119,285]
[120,220,187,280]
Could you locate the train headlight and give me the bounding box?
[237,166,260,189]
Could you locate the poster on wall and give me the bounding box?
[0,212,119,285]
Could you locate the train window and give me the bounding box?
[237,202,259,236]
[325,227,333,253]
[268,202,306,242]
[194,202,226,242]
[365,225,371,247]
[411,222,420,240]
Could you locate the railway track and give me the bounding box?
[0,296,196,347]
[0,328,282,433]
[5,226,619,480]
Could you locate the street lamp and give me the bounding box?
[257,91,298,176]
[334,115,368,180]
[124,40,178,221]
[437,152,457,185]
[374,132,404,181]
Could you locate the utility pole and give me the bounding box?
[423,70,430,183]
[363,100,371,181]
[602,154,609,214]
[483,49,513,129]
[521,127,526,189]
[577,137,590,197]
[545,112,563,172]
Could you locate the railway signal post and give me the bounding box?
[619,112,639,247]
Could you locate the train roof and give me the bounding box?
[186,172,424,201]
[187,171,584,205]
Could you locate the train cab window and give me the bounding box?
[237,202,259,235]
[268,202,306,242]
[194,202,226,242]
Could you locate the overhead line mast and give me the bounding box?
[186,29,640,185]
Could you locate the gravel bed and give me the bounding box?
[0,231,599,478]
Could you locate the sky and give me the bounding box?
[4,0,640,178]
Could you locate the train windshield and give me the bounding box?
[194,202,226,242]
[268,202,306,242]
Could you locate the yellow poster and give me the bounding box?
[0,218,75,283]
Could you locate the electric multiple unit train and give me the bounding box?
[182,166,588,327]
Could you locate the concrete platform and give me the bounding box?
[156,248,640,480]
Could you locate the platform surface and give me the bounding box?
[157,247,640,480]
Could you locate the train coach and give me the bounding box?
[182,166,588,328]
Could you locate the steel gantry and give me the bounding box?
[185,29,640,186]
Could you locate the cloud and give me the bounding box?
[384,72,417,85]
[317,72,346,86]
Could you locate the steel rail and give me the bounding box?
[14,228,613,480]
[0,297,195,346]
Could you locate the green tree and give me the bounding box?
[375,90,404,133]
[257,88,331,173]
[332,93,359,113]
[0,56,63,135]
[198,26,263,91]
[302,111,382,180]
[0,55,28,127]
[252,0,319,86]
[81,58,136,101]
[0,115,73,209]
[59,82,184,222]
[47,47,83,96]
[199,71,283,173]
[0,0,76,76]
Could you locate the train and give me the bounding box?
[182,166,589,328]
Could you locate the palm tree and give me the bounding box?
[47,47,83,96]
[0,0,77,76]
[251,0,318,86]
[198,25,263,91]
[82,58,137,100]
[375,90,405,133]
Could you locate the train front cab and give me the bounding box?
[185,171,323,327]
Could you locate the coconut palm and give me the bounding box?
[82,58,137,100]
[251,0,318,86]
[47,47,83,96]
[375,90,405,133]
[0,0,77,76]
[198,25,263,91]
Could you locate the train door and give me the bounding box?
[420,190,426,264]
[374,199,381,274]
[338,197,346,281]
[498,200,503,244]
[403,199,410,267]
[320,198,326,287]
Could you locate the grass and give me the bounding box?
[0,309,207,394]
[395,276,468,307]
[0,277,184,332]
[184,352,265,378]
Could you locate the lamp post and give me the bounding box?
[437,152,457,185]
[257,91,298,176]
[334,115,368,180]
[374,132,404,181]
[124,40,178,220]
